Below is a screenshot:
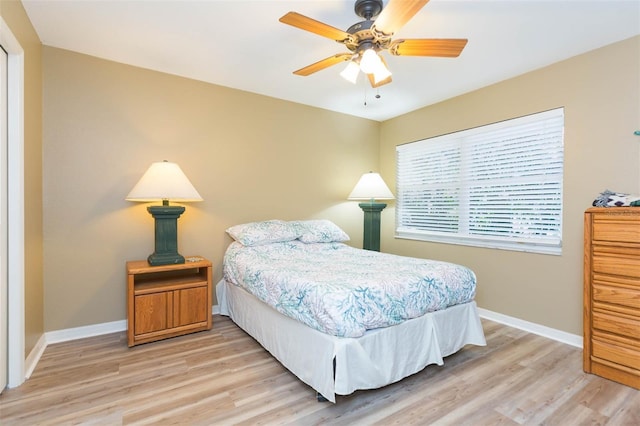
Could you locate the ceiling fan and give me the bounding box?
[279,0,467,88]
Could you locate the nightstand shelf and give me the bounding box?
[126,257,212,347]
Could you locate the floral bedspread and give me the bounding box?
[223,240,477,338]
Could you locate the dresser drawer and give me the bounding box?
[593,280,640,310]
[593,215,640,243]
[592,310,640,340]
[592,251,640,280]
[592,339,640,371]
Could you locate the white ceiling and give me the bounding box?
[22,0,640,122]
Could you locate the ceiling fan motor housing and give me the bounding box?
[354,0,383,20]
[345,16,391,53]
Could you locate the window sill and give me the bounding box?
[394,230,562,256]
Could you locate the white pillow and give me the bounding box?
[226,220,300,246]
[294,219,350,244]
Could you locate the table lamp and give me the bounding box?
[348,172,394,251]
[126,160,203,266]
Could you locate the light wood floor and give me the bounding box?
[1,315,638,425]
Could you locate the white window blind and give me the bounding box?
[396,108,564,255]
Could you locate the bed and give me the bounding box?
[216,219,486,402]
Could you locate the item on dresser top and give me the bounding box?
[592,189,640,207]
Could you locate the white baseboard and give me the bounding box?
[478,308,582,348]
[45,319,127,345]
[24,333,47,380]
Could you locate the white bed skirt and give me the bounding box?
[216,279,486,403]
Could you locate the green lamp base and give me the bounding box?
[358,202,387,252]
[147,205,186,266]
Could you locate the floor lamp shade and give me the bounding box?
[126,161,202,266]
[348,172,394,252]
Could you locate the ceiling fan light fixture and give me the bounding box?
[359,48,382,74]
[373,65,392,84]
[340,60,360,84]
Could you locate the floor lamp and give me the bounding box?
[348,172,394,251]
[126,160,203,266]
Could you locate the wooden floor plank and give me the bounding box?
[1,315,638,425]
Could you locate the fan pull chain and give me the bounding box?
[363,86,382,106]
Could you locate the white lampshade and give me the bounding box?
[373,65,392,84]
[340,60,360,84]
[126,160,203,203]
[348,172,394,201]
[359,48,382,74]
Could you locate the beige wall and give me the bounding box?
[42,47,380,331]
[379,36,640,336]
[0,0,44,356]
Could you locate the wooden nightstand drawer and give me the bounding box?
[174,285,209,325]
[134,292,170,334]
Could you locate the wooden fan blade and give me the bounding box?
[367,72,392,88]
[280,12,351,42]
[293,53,353,76]
[389,39,468,57]
[373,0,429,36]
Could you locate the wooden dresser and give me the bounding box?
[583,207,640,389]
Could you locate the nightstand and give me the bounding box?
[126,256,212,347]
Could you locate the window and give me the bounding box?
[396,108,564,255]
